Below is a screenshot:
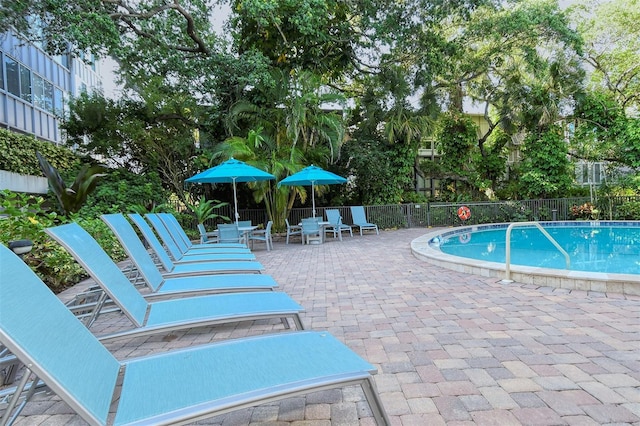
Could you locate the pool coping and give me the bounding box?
[411,222,640,297]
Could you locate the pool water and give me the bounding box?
[436,224,640,275]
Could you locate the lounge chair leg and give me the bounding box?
[0,368,38,426]
[280,317,291,329]
[361,377,391,425]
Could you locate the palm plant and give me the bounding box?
[216,70,347,231]
[36,151,107,217]
[186,196,229,224]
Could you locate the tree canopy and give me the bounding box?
[4,0,638,213]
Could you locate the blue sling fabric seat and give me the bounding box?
[0,244,390,426]
[45,223,304,341]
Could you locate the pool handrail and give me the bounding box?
[504,222,570,282]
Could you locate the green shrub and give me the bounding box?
[614,202,640,220]
[0,128,80,174]
[0,190,127,292]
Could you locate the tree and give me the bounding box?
[570,0,640,111]
[518,126,573,199]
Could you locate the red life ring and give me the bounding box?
[457,205,471,221]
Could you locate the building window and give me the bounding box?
[0,52,3,90]
[20,65,32,102]
[5,56,20,97]
[33,74,54,113]
[4,56,32,102]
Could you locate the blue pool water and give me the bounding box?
[433,222,640,275]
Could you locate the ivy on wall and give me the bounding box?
[0,129,80,175]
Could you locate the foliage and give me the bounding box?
[0,128,80,175]
[186,196,229,224]
[519,126,573,199]
[570,91,640,169]
[0,190,127,291]
[80,168,166,216]
[569,202,598,220]
[614,202,640,220]
[570,0,640,111]
[36,151,107,217]
[62,91,202,204]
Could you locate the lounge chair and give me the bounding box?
[350,206,379,235]
[129,213,250,272]
[159,212,248,249]
[104,214,256,264]
[145,213,248,262]
[100,214,279,297]
[45,223,304,341]
[325,209,353,241]
[137,216,264,275]
[301,218,323,244]
[285,218,302,244]
[249,221,273,251]
[0,244,390,426]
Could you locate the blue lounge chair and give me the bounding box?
[157,212,247,252]
[45,223,304,341]
[129,214,265,276]
[145,214,248,263]
[325,209,353,241]
[0,244,390,426]
[350,206,379,235]
[128,213,250,272]
[100,214,279,297]
[105,214,256,264]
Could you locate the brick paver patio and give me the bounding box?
[5,227,640,425]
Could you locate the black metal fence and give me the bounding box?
[177,196,640,231]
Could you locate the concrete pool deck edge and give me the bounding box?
[411,225,640,297]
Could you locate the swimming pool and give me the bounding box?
[411,221,640,296]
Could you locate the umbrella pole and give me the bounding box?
[312,184,316,217]
[233,178,239,225]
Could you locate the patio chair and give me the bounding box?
[350,206,379,235]
[285,218,302,244]
[249,221,273,251]
[301,217,323,245]
[100,214,279,297]
[129,214,250,273]
[325,209,353,241]
[217,223,244,244]
[44,223,304,342]
[197,223,218,243]
[0,244,390,426]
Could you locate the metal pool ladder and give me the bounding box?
[503,222,570,282]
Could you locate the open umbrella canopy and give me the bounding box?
[278,165,347,217]
[186,158,275,224]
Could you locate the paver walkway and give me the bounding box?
[5,227,640,425]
